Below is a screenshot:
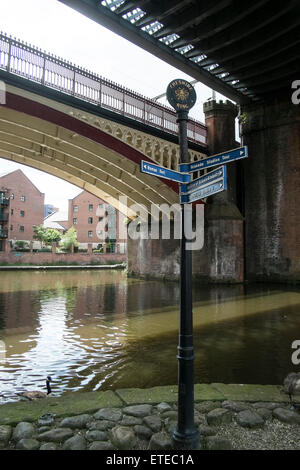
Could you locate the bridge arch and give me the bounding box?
[0,85,207,217]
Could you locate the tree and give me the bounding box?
[33,225,61,245]
[59,226,78,252]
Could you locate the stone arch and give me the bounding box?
[163,146,170,168]
[125,132,133,146]
[135,135,143,150]
[170,148,178,170]
[144,139,153,159]
[114,127,123,140]
[104,124,113,134]
[154,141,162,163]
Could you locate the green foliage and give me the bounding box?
[92,243,103,253]
[33,225,61,245]
[59,226,78,252]
[14,240,30,251]
[239,112,248,124]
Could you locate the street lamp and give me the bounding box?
[166,79,200,450]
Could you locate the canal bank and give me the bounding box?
[0,263,126,270]
[0,383,300,450]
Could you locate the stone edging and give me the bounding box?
[0,264,126,270]
[0,383,298,426]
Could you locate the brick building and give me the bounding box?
[68,191,127,253]
[0,188,9,251]
[0,169,44,249]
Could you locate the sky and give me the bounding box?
[0,0,232,212]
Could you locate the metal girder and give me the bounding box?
[151,0,232,39]
[169,0,270,49]
[59,0,250,103]
[211,31,300,76]
[0,106,180,214]
[133,0,192,27]
[185,3,299,57]
[224,49,300,84]
[59,0,300,102]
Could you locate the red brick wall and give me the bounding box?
[0,251,126,265]
[0,170,44,242]
[67,191,126,245]
[241,96,300,282]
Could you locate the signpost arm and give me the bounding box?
[173,110,200,449]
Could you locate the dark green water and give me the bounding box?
[0,270,299,403]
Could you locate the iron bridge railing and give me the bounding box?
[0,32,207,146]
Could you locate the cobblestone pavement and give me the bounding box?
[1,400,300,450]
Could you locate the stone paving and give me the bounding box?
[0,384,299,450]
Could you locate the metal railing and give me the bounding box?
[0,32,207,146]
[0,196,9,206]
[0,211,8,222]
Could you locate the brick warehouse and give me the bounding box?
[0,169,44,250]
[68,191,127,253]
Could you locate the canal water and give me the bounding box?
[0,270,299,403]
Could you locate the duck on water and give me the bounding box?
[17,376,53,401]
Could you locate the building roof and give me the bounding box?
[44,210,68,223]
[0,169,44,195]
[44,220,67,231]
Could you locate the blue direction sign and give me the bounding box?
[140,160,191,184]
[179,146,248,173]
[180,179,227,204]
[180,166,226,195]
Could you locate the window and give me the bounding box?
[98,230,103,236]
[88,231,93,238]
[73,218,77,225]
[10,225,13,231]
[88,217,93,224]
[20,195,25,202]
[20,210,25,217]
[98,216,103,222]
[73,205,78,212]
[10,209,13,215]
[19,226,24,232]
[89,204,93,212]
[10,193,14,199]
[98,203,103,209]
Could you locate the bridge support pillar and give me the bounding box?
[202,99,244,283]
[127,221,180,280]
[241,95,300,282]
[127,99,244,283]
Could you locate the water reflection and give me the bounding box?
[0,270,299,403]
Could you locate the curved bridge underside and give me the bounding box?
[0,85,207,216]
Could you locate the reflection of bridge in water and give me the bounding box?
[0,32,208,214]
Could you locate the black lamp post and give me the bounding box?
[166,79,200,450]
